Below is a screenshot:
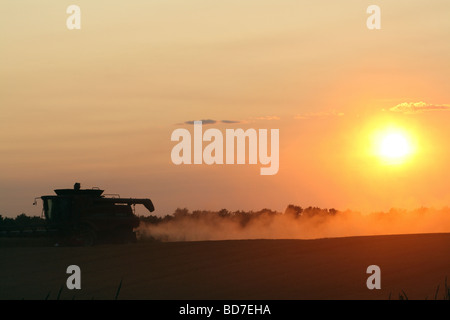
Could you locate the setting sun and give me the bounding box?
[375,129,414,164]
[379,132,411,159]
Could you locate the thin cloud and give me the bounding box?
[184,119,217,125]
[254,116,280,121]
[295,111,344,120]
[389,102,450,114]
[221,120,241,124]
[179,119,242,125]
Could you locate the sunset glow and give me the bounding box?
[0,0,449,217]
[1,1,450,303]
[377,130,413,164]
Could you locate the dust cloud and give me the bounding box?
[136,206,450,242]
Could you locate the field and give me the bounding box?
[0,233,449,300]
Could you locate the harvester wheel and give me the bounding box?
[77,227,96,246]
[114,227,136,244]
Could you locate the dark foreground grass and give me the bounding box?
[42,279,123,300]
[389,277,449,300]
[37,277,450,300]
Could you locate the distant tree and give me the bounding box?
[218,209,230,217]
[256,208,277,216]
[15,213,31,226]
[173,208,189,219]
[328,208,338,215]
[285,205,303,217]
[0,213,45,229]
[0,216,14,227]
[162,214,174,222]
[234,211,252,227]
[139,215,163,224]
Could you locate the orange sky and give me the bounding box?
[1,1,450,217]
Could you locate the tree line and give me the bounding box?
[0,205,340,228]
[0,214,46,229]
[139,205,339,227]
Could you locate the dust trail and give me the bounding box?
[136,206,450,241]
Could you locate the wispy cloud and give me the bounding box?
[389,102,450,114]
[294,111,344,120]
[181,119,241,125]
[179,116,281,126]
[184,119,217,125]
[254,116,280,121]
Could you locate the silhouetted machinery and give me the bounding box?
[38,183,154,246]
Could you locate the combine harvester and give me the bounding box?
[1,183,155,246]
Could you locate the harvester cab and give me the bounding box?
[39,183,154,246]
